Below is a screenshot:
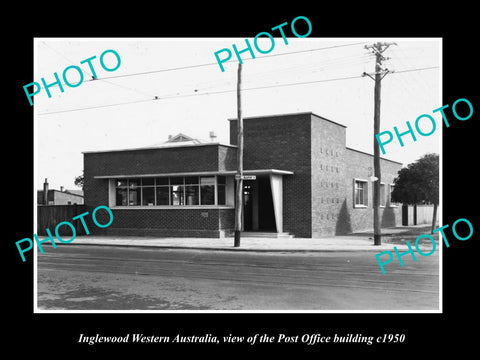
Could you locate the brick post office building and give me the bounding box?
[83,112,403,238]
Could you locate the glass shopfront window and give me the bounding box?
[114,175,227,207]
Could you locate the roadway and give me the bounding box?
[36,245,439,311]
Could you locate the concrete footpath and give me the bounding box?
[69,225,435,253]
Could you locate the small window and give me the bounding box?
[389,184,399,206]
[142,178,154,186]
[116,179,128,187]
[142,187,155,206]
[185,185,199,205]
[128,178,141,188]
[185,176,199,185]
[217,176,226,205]
[116,188,128,206]
[380,183,386,207]
[354,180,368,207]
[128,187,141,206]
[156,187,170,205]
[200,176,215,186]
[200,176,215,205]
[171,185,184,205]
[217,184,226,205]
[170,177,184,186]
[156,177,169,186]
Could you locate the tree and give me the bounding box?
[74,173,84,189]
[391,153,439,232]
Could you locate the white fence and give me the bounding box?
[403,204,435,226]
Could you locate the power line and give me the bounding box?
[190,52,373,94]
[33,41,368,103]
[81,42,367,81]
[392,66,439,74]
[38,99,153,115]
[39,41,158,99]
[37,66,439,116]
[37,74,364,115]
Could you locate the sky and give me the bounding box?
[34,37,441,191]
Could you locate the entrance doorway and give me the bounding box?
[243,177,276,232]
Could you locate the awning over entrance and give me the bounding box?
[236,170,292,234]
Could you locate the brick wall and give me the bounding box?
[343,148,403,232]
[96,208,234,238]
[84,144,236,177]
[84,113,404,239]
[230,113,403,237]
[310,114,348,236]
[230,113,312,237]
[83,144,237,237]
[218,145,237,171]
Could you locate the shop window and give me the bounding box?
[156,186,170,205]
[171,184,184,205]
[217,176,226,205]
[116,187,128,206]
[142,178,154,186]
[185,185,199,205]
[114,175,227,207]
[142,186,155,206]
[200,176,215,205]
[156,177,169,186]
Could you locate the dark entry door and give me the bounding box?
[257,177,276,231]
[243,181,254,231]
[242,177,276,232]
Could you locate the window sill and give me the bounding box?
[354,204,368,209]
[112,205,234,210]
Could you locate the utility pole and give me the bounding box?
[234,63,243,247]
[363,42,396,246]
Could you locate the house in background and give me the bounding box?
[83,112,403,238]
[37,178,84,205]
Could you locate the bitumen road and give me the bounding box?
[36,244,440,311]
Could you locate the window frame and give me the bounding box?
[380,182,386,208]
[388,183,400,207]
[112,175,230,208]
[353,178,368,208]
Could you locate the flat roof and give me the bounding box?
[83,142,237,154]
[345,147,403,165]
[227,111,347,128]
[94,169,294,179]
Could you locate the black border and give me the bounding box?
[7,5,478,356]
